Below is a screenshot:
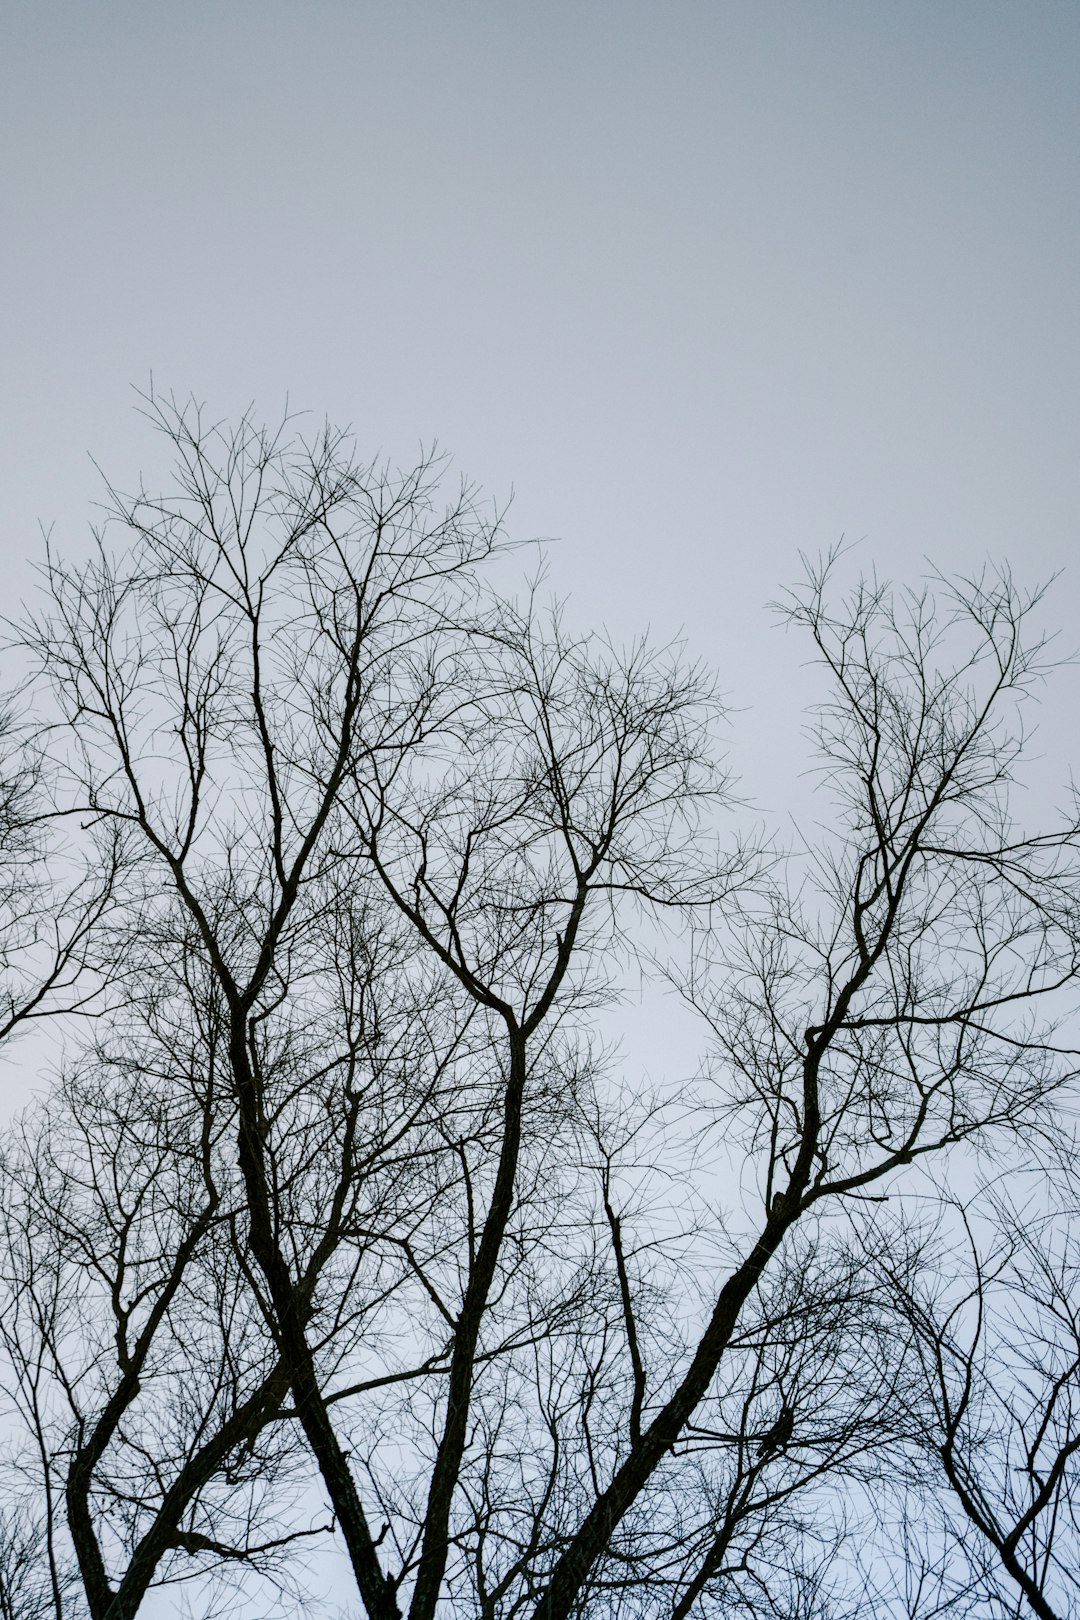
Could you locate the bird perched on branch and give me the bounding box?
[756,1403,794,1461]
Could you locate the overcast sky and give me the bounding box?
[4,1,1078,805]
[2,5,1078,1609]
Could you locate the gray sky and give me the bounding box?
[3,1,1078,809]
[1,5,1078,1610]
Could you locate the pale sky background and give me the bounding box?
[1,4,1078,1606]
[3,1,1078,806]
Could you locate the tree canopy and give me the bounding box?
[1,399,1079,1620]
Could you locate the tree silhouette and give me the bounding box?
[1,398,1078,1620]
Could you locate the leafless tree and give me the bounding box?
[494,560,1080,1620]
[0,864,489,1620]
[0,705,120,1056]
[6,403,1080,1620]
[882,1182,1080,1620]
[0,939,300,1620]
